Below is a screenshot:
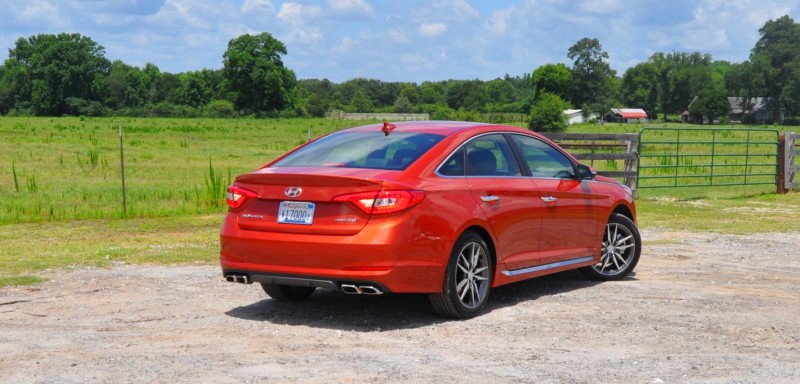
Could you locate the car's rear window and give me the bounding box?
[272,131,445,170]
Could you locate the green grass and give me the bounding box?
[636,188,800,234]
[0,117,360,224]
[1,117,798,287]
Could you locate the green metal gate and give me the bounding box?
[637,127,780,189]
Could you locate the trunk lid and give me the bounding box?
[232,170,384,235]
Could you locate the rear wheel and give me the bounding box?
[261,283,316,302]
[580,213,641,280]
[429,231,493,319]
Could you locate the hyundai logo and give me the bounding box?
[284,187,302,198]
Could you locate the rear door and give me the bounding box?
[459,134,543,270]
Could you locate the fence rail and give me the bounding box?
[542,133,639,188]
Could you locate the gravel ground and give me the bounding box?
[1,229,799,384]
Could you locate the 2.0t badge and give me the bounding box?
[284,187,302,198]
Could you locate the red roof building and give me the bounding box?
[610,108,648,122]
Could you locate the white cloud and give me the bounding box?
[327,0,375,19]
[484,8,513,34]
[419,22,447,37]
[9,0,65,28]
[241,0,274,14]
[332,36,357,54]
[277,2,322,26]
[436,0,479,19]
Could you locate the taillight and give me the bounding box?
[333,190,426,215]
[226,185,258,209]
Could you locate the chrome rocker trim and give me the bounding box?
[502,256,594,277]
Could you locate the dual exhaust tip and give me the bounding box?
[224,273,383,295]
[340,284,383,295]
[225,274,250,284]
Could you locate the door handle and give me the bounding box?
[541,196,558,203]
[480,195,500,203]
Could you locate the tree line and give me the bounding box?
[1,15,799,131]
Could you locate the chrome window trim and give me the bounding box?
[434,132,524,178]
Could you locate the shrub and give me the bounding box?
[204,100,236,118]
[528,92,569,132]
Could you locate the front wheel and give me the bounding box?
[261,283,316,302]
[580,213,641,280]
[429,231,493,319]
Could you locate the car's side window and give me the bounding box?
[509,134,576,179]
[438,147,465,176]
[464,134,521,177]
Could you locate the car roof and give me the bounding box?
[343,120,532,136]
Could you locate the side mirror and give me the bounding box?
[577,163,597,180]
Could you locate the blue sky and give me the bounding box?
[1,0,798,83]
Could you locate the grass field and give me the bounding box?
[1,117,799,286]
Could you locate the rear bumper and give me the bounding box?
[219,214,451,293]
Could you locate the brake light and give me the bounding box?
[333,190,426,215]
[226,185,258,209]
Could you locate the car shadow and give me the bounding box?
[225,270,636,331]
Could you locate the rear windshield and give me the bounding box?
[272,131,445,170]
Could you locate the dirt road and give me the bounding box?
[1,229,799,383]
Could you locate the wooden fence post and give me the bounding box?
[778,132,786,194]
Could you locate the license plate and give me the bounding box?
[277,201,315,225]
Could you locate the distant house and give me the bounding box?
[563,109,597,125]
[609,108,648,123]
[682,96,704,124]
[728,97,785,124]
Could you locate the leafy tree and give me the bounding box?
[484,77,525,112]
[222,32,297,115]
[691,61,733,123]
[399,85,419,104]
[3,33,110,115]
[689,81,730,124]
[348,88,373,112]
[567,38,616,114]
[0,63,24,114]
[528,92,569,132]
[750,15,800,123]
[621,62,658,116]
[393,94,412,113]
[418,81,446,105]
[105,61,149,110]
[532,63,572,101]
[175,70,213,108]
[303,93,330,117]
[445,80,486,111]
[649,51,713,121]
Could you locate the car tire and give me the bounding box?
[580,213,641,281]
[261,283,316,302]
[429,231,493,319]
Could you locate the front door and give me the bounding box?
[508,134,601,265]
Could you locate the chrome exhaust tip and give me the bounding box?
[341,284,360,294]
[358,285,383,295]
[340,284,383,295]
[224,274,250,284]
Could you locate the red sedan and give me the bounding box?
[220,121,640,318]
